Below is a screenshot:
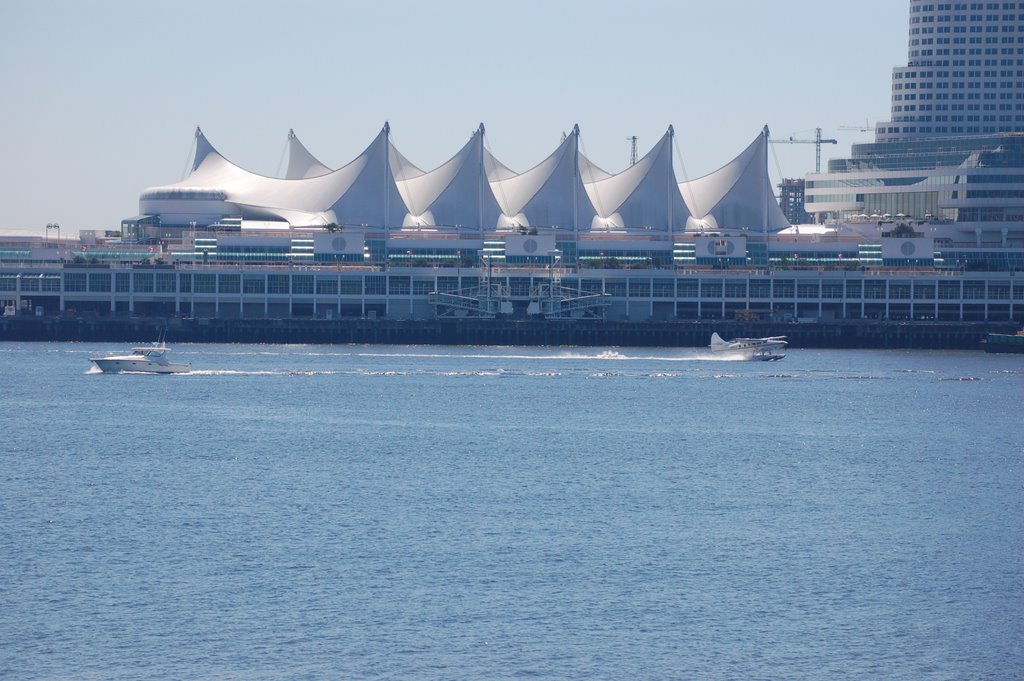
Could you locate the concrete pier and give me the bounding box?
[0,316,1015,350]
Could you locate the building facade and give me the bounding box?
[806,0,1024,246]
[877,0,1024,141]
[2,233,1022,324]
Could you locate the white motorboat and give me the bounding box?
[90,343,190,374]
[709,332,787,361]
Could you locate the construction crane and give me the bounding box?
[769,127,837,173]
[627,136,638,166]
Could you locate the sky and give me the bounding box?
[0,0,909,235]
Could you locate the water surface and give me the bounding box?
[2,343,1022,679]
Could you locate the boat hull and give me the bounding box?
[983,336,1024,353]
[90,358,190,374]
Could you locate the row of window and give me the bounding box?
[923,3,1019,11]
[809,174,1024,190]
[912,25,1021,33]
[895,108,1020,116]
[912,36,1024,45]
[913,58,1024,66]
[893,92,1022,101]
[916,13,1022,21]
[912,46,1024,56]
[929,2,1015,10]
[7,274,1022,300]
[882,124,1022,133]
[896,83,1023,93]
[914,52,1024,60]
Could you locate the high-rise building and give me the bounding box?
[778,178,812,225]
[877,0,1024,141]
[805,0,1024,239]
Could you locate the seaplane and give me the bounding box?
[709,332,788,361]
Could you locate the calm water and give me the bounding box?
[1,342,1022,680]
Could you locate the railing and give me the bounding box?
[578,233,674,242]
[3,260,1021,281]
[387,232,469,241]
[547,294,612,312]
[427,291,500,318]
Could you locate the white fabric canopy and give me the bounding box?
[284,130,332,180]
[396,124,501,229]
[145,124,408,228]
[680,127,790,233]
[578,151,612,183]
[486,125,595,231]
[140,123,787,234]
[584,127,690,231]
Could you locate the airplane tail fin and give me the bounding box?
[709,332,729,350]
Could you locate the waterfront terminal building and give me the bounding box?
[2,0,1023,327]
[1,120,1023,325]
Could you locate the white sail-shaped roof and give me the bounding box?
[139,123,789,233]
[680,126,790,233]
[284,129,333,179]
[396,124,501,230]
[486,125,596,231]
[324,123,409,229]
[142,124,409,228]
[578,151,612,183]
[388,140,424,186]
[584,127,690,231]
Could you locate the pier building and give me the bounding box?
[3,0,1023,335]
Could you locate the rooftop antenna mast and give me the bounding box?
[627,136,638,166]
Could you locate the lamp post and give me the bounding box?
[548,249,561,281]
[548,249,562,308]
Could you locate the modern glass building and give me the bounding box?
[806,0,1024,241]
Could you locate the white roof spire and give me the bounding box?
[680,129,789,233]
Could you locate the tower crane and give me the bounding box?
[627,136,638,166]
[769,127,837,173]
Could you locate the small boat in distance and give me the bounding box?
[90,334,190,374]
[709,332,787,361]
[982,328,1024,354]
